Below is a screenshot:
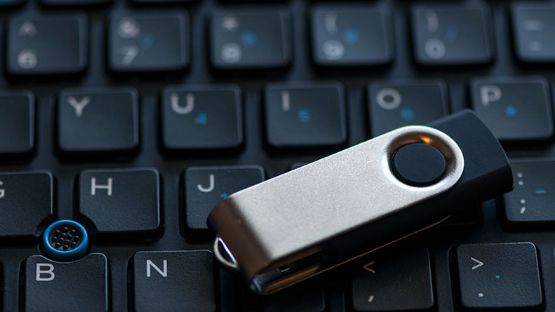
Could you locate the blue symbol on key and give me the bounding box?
[446,26,458,43]
[535,188,547,195]
[297,108,312,123]
[195,112,208,126]
[241,31,257,47]
[142,34,155,48]
[220,192,229,199]
[343,29,359,45]
[400,106,416,122]
[495,273,502,280]
[505,105,518,118]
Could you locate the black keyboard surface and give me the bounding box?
[2,0,555,311]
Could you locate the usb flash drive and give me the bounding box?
[208,110,513,295]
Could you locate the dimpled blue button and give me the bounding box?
[42,220,89,261]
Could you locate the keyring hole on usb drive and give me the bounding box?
[214,236,239,271]
[385,130,461,189]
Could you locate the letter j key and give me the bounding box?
[184,166,264,233]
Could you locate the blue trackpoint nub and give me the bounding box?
[42,219,89,261]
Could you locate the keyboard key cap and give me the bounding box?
[411,7,493,65]
[58,89,139,154]
[368,82,448,136]
[504,161,555,225]
[7,15,87,75]
[133,250,216,312]
[162,86,243,151]
[23,254,109,312]
[265,83,347,149]
[109,13,189,73]
[219,266,326,312]
[471,78,553,141]
[512,5,555,63]
[211,10,291,69]
[351,249,434,311]
[311,6,393,66]
[454,242,543,310]
[185,166,264,232]
[78,169,160,236]
[0,92,34,156]
[41,0,111,5]
[133,0,194,2]
[0,261,2,307]
[0,0,24,6]
[0,172,53,238]
[244,283,326,312]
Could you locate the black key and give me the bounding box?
[311,6,393,66]
[7,15,87,75]
[23,254,109,312]
[133,250,216,312]
[504,161,555,225]
[0,261,2,308]
[133,0,194,2]
[109,13,189,73]
[0,0,24,6]
[368,82,448,136]
[290,162,307,171]
[454,243,543,310]
[162,86,243,151]
[0,92,34,156]
[411,7,493,65]
[78,169,160,236]
[512,5,555,63]
[185,166,264,232]
[244,283,326,312]
[470,78,553,141]
[58,89,139,154]
[351,249,434,311]
[265,83,347,149]
[0,172,53,238]
[211,11,291,69]
[41,0,111,5]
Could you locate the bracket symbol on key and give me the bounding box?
[362,261,376,274]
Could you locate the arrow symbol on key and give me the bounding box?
[471,257,484,270]
[362,261,376,274]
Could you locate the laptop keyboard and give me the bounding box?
[1,0,555,311]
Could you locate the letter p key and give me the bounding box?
[480,85,502,107]
[0,181,4,199]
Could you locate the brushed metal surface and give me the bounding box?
[210,125,464,294]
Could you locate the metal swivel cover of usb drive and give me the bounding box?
[208,110,513,295]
